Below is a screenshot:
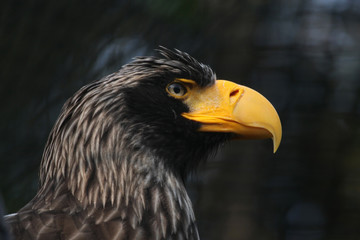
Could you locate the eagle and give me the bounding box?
[4,47,281,240]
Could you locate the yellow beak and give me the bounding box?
[181,80,282,153]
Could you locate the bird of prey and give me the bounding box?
[4,47,281,240]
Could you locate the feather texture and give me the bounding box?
[5,47,224,240]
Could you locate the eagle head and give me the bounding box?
[10,47,281,240]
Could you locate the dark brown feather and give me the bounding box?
[4,47,222,240]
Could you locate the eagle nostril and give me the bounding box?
[229,89,241,105]
[230,89,239,97]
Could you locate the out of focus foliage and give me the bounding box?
[1,0,360,239]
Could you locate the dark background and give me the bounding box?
[1,0,360,239]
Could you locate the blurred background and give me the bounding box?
[1,0,360,239]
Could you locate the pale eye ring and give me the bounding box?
[167,82,187,97]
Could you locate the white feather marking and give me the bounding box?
[151,187,160,214]
[4,213,17,218]
[159,211,167,238]
[164,187,178,233]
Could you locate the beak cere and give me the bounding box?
[181,80,282,153]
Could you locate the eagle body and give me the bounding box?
[4,48,281,240]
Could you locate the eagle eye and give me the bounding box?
[167,82,188,98]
